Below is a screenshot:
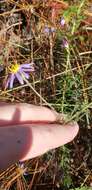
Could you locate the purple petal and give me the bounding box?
[44,26,50,34]
[5,78,10,89]
[60,17,65,26]
[9,74,15,89]
[18,162,28,176]
[62,39,69,48]
[20,63,33,69]
[22,71,30,79]
[15,72,24,85]
[21,68,34,72]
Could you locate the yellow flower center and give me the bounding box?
[9,63,20,73]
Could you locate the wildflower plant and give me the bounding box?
[0,0,91,189]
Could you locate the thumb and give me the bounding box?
[0,122,79,170]
[20,122,79,161]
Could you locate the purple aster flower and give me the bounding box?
[6,62,34,89]
[60,17,65,26]
[44,26,56,34]
[44,26,50,34]
[62,39,69,48]
[18,161,28,176]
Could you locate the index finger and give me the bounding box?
[0,103,59,126]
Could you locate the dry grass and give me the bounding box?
[0,0,92,189]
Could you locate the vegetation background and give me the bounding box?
[0,0,92,189]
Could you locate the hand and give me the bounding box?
[0,103,79,170]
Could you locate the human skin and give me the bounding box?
[0,103,79,170]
